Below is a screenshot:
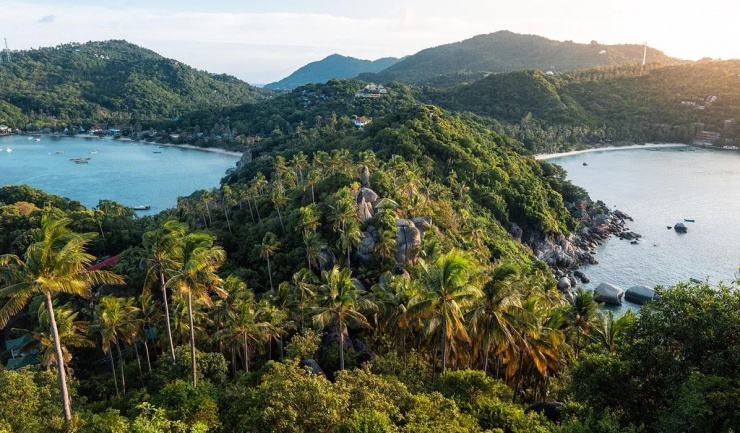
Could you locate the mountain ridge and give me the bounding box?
[264,54,402,90]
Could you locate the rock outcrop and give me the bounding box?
[593,282,625,305]
[625,285,656,304]
[395,219,422,265]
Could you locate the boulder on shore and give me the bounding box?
[557,277,571,291]
[593,282,624,305]
[625,285,656,304]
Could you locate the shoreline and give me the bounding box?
[115,137,244,157]
[12,133,244,158]
[535,143,687,160]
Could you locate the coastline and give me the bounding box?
[15,133,244,158]
[535,143,687,160]
[115,137,244,157]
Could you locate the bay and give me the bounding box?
[548,145,740,312]
[0,135,240,215]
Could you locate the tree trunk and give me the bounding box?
[45,292,73,423]
[513,354,526,403]
[243,335,250,373]
[246,198,255,224]
[116,340,126,395]
[232,346,237,379]
[133,341,143,377]
[311,184,315,203]
[143,339,152,372]
[108,348,119,397]
[204,201,212,226]
[339,321,345,371]
[266,255,274,291]
[483,335,491,374]
[161,271,177,364]
[276,204,285,232]
[224,208,232,233]
[187,292,197,387]
[441,314,447,374]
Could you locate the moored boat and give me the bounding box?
[132,204,151,211]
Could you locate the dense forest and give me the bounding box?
[0,40,271,131]
[1,101,738,432]
[358,31,680,87]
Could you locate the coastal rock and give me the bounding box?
[574,270,590,283]
[352,339,375,363]
[525,401,564,423]
[299,359,325,376]
[357,231,375,263]
[619,231,641,240]
[390,265,411,279]
[318,246,336,272]
[593,282,625,305]
[360,165,370,187]
[557,277,572,291]
[359,187,379,203]
[509,222,523,241]
[625,285,656,304]
[395,220,422,265]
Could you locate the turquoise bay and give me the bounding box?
[0,135,240,215]
[549,146,740,311]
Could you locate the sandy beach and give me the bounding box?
[114,137,244,157]
[535,143,687,160]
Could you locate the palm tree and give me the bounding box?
[591,310,635,353]
[259,232,280,291]
[312,267,374,370]
[16,300,93,370]
[374,229,397,266]
[0,216,123,423]
[138,293,163,371]
[165,232,226,387]
[292,151,309,184]
[409,250,483,374]
[213,290,277,373]
[370,272,421,363]
[142,218,186,364]
[337,220,363,267]
[283,269,318,330]
[562,287,601,356]
[90,297,141,396]
[467,264,522,374]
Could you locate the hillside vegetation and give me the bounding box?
[0,40,271,130]
[265,54,401,90]
[359,30,679,86]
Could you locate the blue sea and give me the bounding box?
[548,145,740,312]
[0,135,240,215]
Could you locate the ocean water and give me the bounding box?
[549,146,740,312]
[0,135,239,215]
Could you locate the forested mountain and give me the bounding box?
[0,40,272,129]
[430,60,740,152]
[359,30,680,86]
[264,54,401,90]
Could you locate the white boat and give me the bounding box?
[5,148,11,152]
[34,138,41,142]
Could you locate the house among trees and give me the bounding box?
[352,116,371,128]
[355,83,388,98]
[4,335,38,369]
[0,125,10,134]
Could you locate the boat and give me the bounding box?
[90,150,98,154]
[34,138,41,142]
[74,160,88,164]
[152,151,162,154]
[27,137,33,140]
[683,219,695,222]
[5,148,11,152]
[132,205,151,211]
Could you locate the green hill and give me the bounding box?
[360,30,680,86]
[264,54,401,90]
[0,40,272,129]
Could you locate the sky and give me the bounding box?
[4,0,739,84]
